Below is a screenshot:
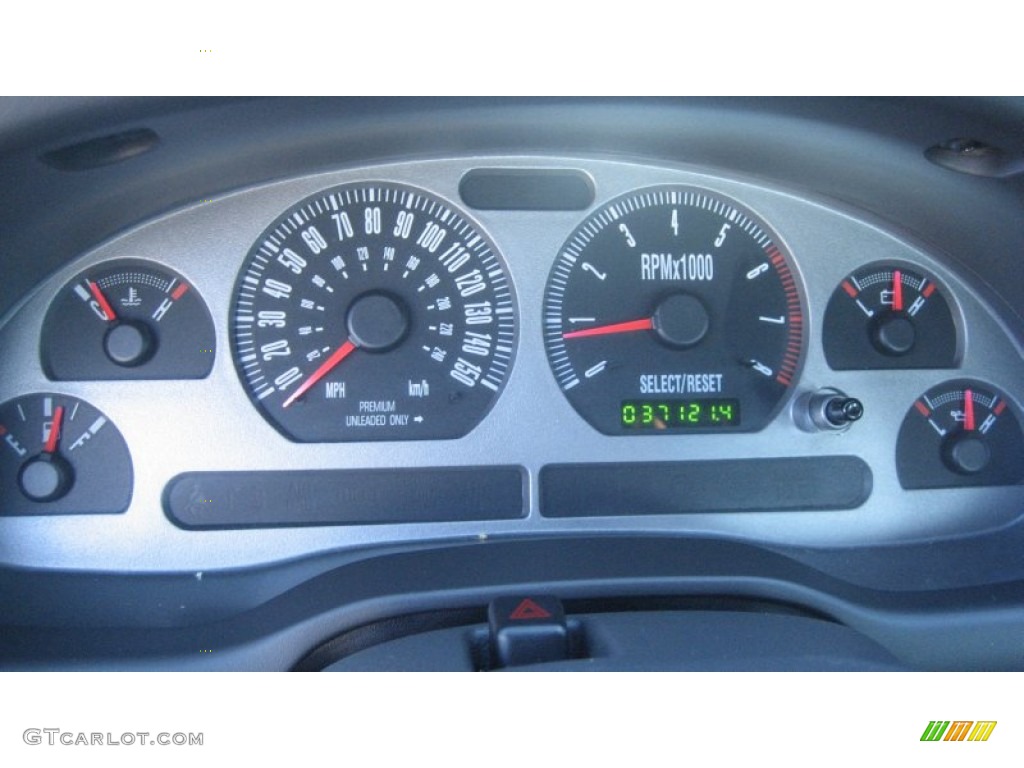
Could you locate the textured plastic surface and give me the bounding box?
[322,610,906,671]
[459,168,595,210]
[3,535,1024,670]
[165,467,527,528]
[540,457,872,516]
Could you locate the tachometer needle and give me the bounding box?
[44,405,64,454]
[563,317,654,340]
[281,339,358,409]
[87,280,118,321]
[964,388,975,431]
[892,269,903,312]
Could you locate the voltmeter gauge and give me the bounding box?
[543,185,805,435]
[823,262,959,369]
[896,380,1024,489]
[41,258,215,380]
[0,393,133,516]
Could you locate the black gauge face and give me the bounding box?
[543,186,805,435]
[41,258,215,380]
[823,262,958,369]
[896,380,1024,490]
[0,393,132,516]
[231,182,517,442]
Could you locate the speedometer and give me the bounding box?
[543,185,805,435]
[231,182,517,442]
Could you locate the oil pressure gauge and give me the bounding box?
[896,380,1024,489]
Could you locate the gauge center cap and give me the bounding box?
[653,293,710,349]
[346,292,409,352]
[18,454,73,502]
[943,434,991,475]
[871,313,916,356]
[104,321,155,367]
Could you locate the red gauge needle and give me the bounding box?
[964,388,976,431]
[892,269,904,312]
[563,317,654,340]
[87,280,118,321]
[44,405,64,454]
[281,339,357,409]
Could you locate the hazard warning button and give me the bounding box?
[487,595,569,668]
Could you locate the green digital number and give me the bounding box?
[623,404,637,425]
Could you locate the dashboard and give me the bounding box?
[2,97,1024,670]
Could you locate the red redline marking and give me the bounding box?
[922,283,936,298]
[171,283,190,301]
[994,401,1007,415]
[841,280,858,298]
[914,401,931,417]
[0,424,6,436]
[87,280,117,321]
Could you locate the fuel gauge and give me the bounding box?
[41,258,215,380]
[896,380,1024,489]
[0,393,133,515]
[823,262,959,369]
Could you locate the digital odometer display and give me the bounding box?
[543,185,805,435]
[621,399,740,428]
[231,182,517,442]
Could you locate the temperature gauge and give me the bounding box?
[41,258,215,380]
[0,393,133,515]
[896,380,1024,489]
[823,262,958,369]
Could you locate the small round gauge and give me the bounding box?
[41,258,215,380]
[231,182,517,442]
[896,380,1024,489]
[823,262,958,369]
[0,393,133,516]
[543,185,805,435]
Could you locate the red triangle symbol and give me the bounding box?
[508,598,552,621]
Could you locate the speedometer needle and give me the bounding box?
[282,339,358,409]
[44,405,64,454]
[562,317,654,340]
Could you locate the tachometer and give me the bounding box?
[543,185,805,435]
[231,182,517,442]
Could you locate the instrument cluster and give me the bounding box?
[1,156,1022,571]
